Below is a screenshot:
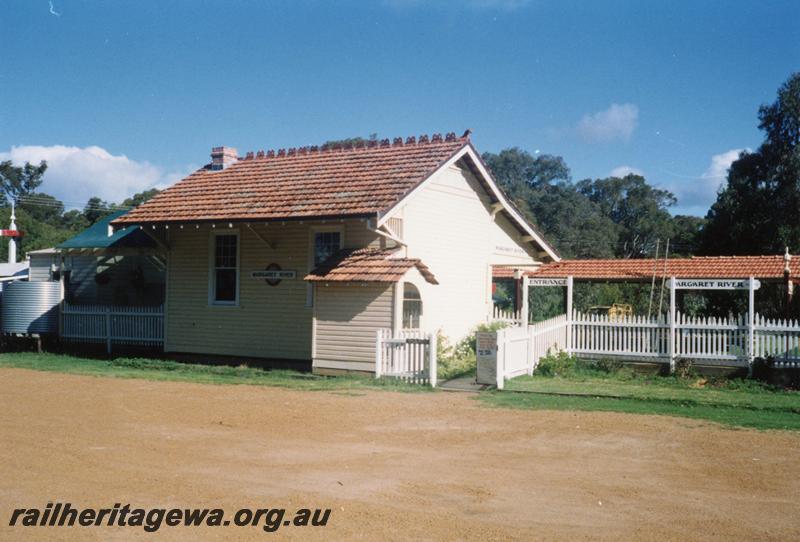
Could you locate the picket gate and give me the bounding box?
[375,329,437,386]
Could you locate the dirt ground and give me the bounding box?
[1,368,799,541]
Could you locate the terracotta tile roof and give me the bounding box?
[113,133,468,225]
[492,266,518,279]
[492,255,799,280]
[305,248,438,284]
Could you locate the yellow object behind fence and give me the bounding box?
[608,303,633,321]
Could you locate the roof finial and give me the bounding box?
[785,246,792,274]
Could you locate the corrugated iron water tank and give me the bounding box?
[1,281,62,334]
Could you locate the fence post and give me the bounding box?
[748,277,756,374]
[105,306,112,355]
[668,277,676,373]
[566,276,574,354]
[520,274,529,325]
[375,329,382,379]
[527,324,535,376]
[496,329,505,390]
[428,332,437,387]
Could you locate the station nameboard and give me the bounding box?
[673,279,760,290]
[251,269,296,280]
[527,278,568,287]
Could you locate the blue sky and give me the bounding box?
[1,0,798,216]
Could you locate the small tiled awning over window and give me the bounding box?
[305,248,438,284]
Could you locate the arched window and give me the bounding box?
[402,282,422,329]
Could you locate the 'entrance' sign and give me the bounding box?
[528,278,568,287]
[673,279,760,290]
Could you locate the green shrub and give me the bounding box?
[535,350,577,377]
[674,358,697,379]
[594,357,624,374]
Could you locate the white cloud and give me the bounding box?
[664,148,748,216]
[610,165,643,178]
[0,145,193,209]
[578,103,639,143]
[702,149,743,182]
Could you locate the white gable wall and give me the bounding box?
[398,162,540,341]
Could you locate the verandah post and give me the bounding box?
[518,270,529,325]
[669,277,676,373]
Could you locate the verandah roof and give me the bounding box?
[493,254,799,281]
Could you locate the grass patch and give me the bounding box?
[481,353,800,430]
[0,352,431,393]
[479,391,800,431]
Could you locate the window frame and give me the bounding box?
[401,281,423,330]
[208,229,241,307]
[307,225,344,307]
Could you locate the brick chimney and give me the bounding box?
[210,146,238,170]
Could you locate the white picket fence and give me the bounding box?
[492,308,800,386]
[495,314,569,389]
[754,315,800,367]
[491,305,523,325]
[375,329,437,386]
[572,312,669,359]
[60,303,164,352]
[572,311,800,365]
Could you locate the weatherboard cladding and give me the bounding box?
[493,255,800,280]
[113,134,467,225]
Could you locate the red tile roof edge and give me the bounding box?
[493,255,799,280]
[305,248,439,285]
[236,131,469,162]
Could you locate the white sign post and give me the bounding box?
[668,276,760,373]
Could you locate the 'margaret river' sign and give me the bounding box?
[673,279,760,290]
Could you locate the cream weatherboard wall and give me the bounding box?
[398,162,540,341]
[164,219,379,361]
[312,282,394,374]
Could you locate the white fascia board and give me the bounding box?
[378,144,561,262]
[463,146,560,262]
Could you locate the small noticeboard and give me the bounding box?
[476,331,498,385]
[673,279,760,291]
[528,278,568,287]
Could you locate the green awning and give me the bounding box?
[58,210,156,250]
